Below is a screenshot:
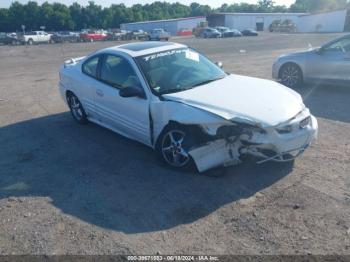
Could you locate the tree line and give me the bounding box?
[0,0,349,32]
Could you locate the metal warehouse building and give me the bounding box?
[208,9,350,33]
[298,9,349,33]
[208,13,305,31]
[121,16,206,36]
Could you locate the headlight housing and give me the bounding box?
[299,116,311,129]
[276,125,293,134]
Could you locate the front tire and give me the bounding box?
[67,93,88,124]
[279,63,303,88]
[156,125,196,170]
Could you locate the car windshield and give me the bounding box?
[136,48,226,95]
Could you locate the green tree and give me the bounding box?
[8,2,25,31]
[69,2,83,30]
[190,3,212,17]
[290,0,348,12]
[0,8,11,31]
[258,0,275,11]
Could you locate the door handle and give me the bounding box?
[96,89,104,97]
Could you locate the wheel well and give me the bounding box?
[155,121,211,148]
[65,90,75,102]
[279,62,303,80]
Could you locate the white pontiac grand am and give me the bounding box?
[59,42,318,172]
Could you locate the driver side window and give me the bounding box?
[100,55,140,89]
[323,37,350,52]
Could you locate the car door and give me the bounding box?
[306,36,350,82]
[33,32,39,42]
[38,31,45,42]
[341,51,350,82]
[93,53,151,146]
[77,54,102,119]
[43,32,50,42]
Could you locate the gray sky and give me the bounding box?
[0,0,295,8]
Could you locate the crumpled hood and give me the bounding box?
[163,74,304,127]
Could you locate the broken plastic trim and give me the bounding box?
[189,138,242,173]
[254,143,310,164]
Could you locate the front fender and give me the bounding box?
[274,56,306,80]
[150,101,231,145]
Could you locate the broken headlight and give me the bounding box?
[299,116,311,129]
[216,125,242,138]
[276,125,293,134]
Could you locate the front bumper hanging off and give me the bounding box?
[188,115,318,173]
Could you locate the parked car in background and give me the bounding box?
[18,31,52,45]
[177,28,192,36]
[106,29,127,41]
[80,30,107,42]
[59,42,317,172]
[51,31,80,43]
[215,27,242,37]
[273,34,350,88]
[202,28,221,38]
[269,19,297,33]
[7,32,18,39]
[148,29,170,41]
[0,32,19,45]
[241,29,259,36]
[131,30,149,40]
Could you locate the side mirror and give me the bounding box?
[119,86,144,98]
[215,61,223,68]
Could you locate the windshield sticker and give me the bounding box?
[143,49,186,61]
[185,50,199,62]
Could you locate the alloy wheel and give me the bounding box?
[161,130,190,167]
[281,64,300,87]
[69,95,83,121]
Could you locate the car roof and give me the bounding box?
[100,41,187,57]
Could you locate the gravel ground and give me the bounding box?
[0,33,349,255]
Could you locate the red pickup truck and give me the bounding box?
[80,31,107,42]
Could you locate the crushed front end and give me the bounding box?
[188,109,318,172]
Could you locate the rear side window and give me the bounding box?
[82,56,99,78]
[100,55,140,88]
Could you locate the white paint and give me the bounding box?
[189,139,241,172]
[59,43,318,172]
[163,74,304,127]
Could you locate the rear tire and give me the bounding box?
[28,39,33,45]
[67,93,88,124]
[279,63,303,88]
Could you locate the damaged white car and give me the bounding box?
[58,42,318,172]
